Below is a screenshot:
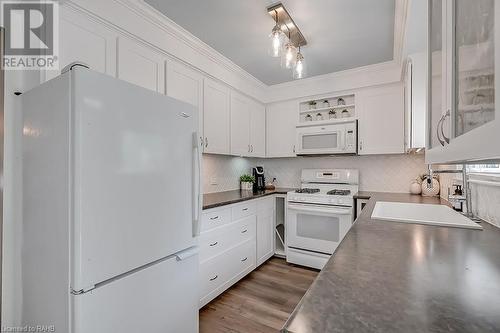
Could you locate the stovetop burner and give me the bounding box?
[295,188,320,194]
[327,189,351,196]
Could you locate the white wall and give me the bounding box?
[203,154,427,194]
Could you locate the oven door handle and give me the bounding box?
[288,203,352,215]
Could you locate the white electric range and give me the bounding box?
[286,169,359,269]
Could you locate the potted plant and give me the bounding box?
[240,174,255,191]
[308,100,317,110]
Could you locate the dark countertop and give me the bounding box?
[203,188,294,210]
[353,191,376,200]
[283,192,500,333]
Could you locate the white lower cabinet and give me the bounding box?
[256,197,275,266]
[199,197,276,307]
[199,239,256,307]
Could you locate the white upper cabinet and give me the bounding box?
[166,60,204,145]
[203,78,231,155]
[117,37,165,93]
[266,101,297,158]
[230,92,251,156]
[44,7,117,81]
[427,0,500,163]
[357,83,405,155]
[230,93,266,157]
[249,101,266,158]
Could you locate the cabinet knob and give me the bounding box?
[241,257,248,262]
[209,241,218,247]
[209,216,219,221]
[241,229,248,234]
[209,275,218,281]
[205,137,208,148]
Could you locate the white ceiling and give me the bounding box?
[144,0,396,85]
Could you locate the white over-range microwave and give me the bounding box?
[295,120,358,155]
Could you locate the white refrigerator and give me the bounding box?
[21,66,202,333]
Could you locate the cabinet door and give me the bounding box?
[117,37,165,93]
[44,7,117,82]
[230,92,251,156]
[266,100,298,157]
[249,101,266,157]
[357,83,405,155]
[256,199,275,266]
[166,60,204,146]
[426,0,500,163]
[203,78,231,154]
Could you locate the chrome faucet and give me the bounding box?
[426,164,477,220]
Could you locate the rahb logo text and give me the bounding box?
[1,0,59,70]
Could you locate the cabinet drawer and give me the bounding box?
[199,215,256,262]
[231,201,256,221]
[199,239,256,307]
[257,197,274,213]
[201,208,231,232]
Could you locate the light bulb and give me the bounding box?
[281,42,297,69]
[293,51,306,79]
[269,24,285,57]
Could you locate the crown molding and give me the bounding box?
[122,0,268,89]
[394,0,410,65]
[64,0,268,102]
[64,0,409,104]
[265,60,403,103]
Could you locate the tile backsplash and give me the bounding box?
[203,153,427,194]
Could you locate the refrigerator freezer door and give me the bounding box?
[72,249,199,333]
[70,68,198,291]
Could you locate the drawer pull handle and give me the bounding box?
[241,257,248,262]
[210,216,219,220]
[241,229,248,234]
[209,242,218,247]
[242,208,249,211]
[209,275,218,281]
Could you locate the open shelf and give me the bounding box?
[299,104,355,114]
[296,116,358,128]
[274,196,286,259]
[299,93,356,125]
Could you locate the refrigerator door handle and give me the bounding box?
[192,132,202,237]
[175,246,199,261]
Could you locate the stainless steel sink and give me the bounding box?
[371,202,482,230]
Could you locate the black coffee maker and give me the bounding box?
[252,166,265,193]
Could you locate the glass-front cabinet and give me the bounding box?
[427,0,500,163]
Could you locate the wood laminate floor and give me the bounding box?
[199,257,319,333]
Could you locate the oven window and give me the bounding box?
[302,133,338,150]
[296,214,340,242]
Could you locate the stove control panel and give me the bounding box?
[287,194,353,207]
